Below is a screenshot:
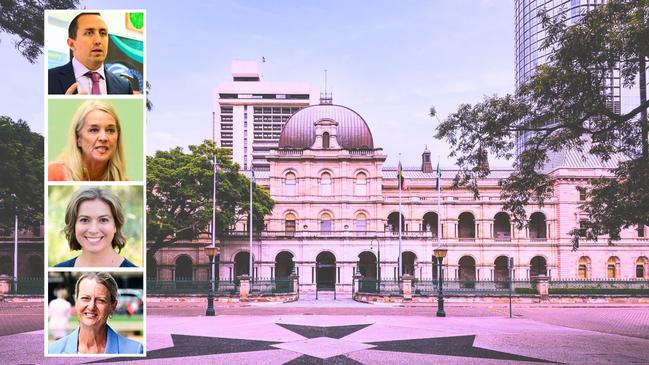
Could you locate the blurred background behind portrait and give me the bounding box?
[48,185,143,267]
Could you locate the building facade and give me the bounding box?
[213,60,318,171]
[150,102,648,292]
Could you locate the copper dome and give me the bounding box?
[278,104,374,149]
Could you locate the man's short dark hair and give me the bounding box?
[68,12,101,39]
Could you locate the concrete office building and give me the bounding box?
[213,60,318,171]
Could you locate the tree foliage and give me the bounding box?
[0,0,79,63]
[0,116,43,234]
[146,140,274,257]
[435,0,649,248]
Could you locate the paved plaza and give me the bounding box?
[1,295,649,364]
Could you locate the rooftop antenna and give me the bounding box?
[320,68,332,104]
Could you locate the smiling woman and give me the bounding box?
[54,187,137,268]
[48,272,143,355]
[48,99,127,181]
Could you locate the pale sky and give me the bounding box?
[0,0,515,167]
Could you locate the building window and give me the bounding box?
[577,256,590,279]
[607,257,619,279]
[355,213,367,232]
[322,132,330,148]
[636,257,648,279]
[355,172,367,196]
[285,213,296,235]
[285,172,296,196]
[578,220,588,238]
[320,212,332,233]
[638,225,645,238]
[320,172,332,196]
[578,187,586,201]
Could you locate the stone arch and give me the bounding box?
[401,251,417,276]
[284,171,297,195]
[458,255,476,287]
[354,211,368,231]
[387,211,405,232]
[458,212,475,239]
[529,212,547,239]
[316,251,336,290]
[358,251,377,279]
[354,171,368,196]
[147,255,158,280]
[493,212,511,240]
[422,212,439,238]
[275,251,294,279]
[234,251,252,277]
[319,170,333,196]
[494,256,510,283]
[530,256,547,277]
[175,255,193,281]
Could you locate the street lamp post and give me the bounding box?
[433,247,447,317]
[204,245,219,316]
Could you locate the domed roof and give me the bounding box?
[278,104,374,149]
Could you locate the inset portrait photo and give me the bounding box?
[46,10,145,95]
[48,185,143,268]
[47,271,144,356]
[48,98,144,182]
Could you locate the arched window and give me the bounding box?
[355,172,367,196]
[636,257,648,279]
[285,172,296,196]
[320,172,332,196]
[285,212,296,235]
[422,212,439,238]
[387,212,405,233]
[355,212,367,232]
[320,212,332,233]
[578,256,591,279]
[607,256,620,279]
[322,132,330,148]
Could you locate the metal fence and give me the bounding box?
[250,278,293,294]
[549,278,649,295]
[356,278,402,295]
[415,279,535,296]
[8,278,43,295]
[148,279,237,295]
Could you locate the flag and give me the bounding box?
[397,162,405,190]
[251,169,256,189]
[435,161,442,191]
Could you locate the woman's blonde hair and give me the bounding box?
[75,272,119,306]
[57,100,126,181]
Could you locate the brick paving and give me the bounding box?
[2,297,649,364]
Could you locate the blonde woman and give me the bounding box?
[49,100,127,181]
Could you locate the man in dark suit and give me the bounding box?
[48,12,133,95]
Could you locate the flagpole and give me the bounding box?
[249,170,253,280]
[437,155,442,249]
[398,153,402,279]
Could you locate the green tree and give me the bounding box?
[0,0,79,63]
[0,116,43,234]
[146,140,274,259]
[434,0,649,248]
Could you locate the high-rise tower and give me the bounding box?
[213,60,317,170]
[514,0,620,154]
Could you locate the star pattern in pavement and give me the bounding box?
[87,322,558,364]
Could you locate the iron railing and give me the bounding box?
[356,278,401,295]
[7,278,43,295]
[148,279,237,295]
[250,278,293,294]
[415,279,534,296]
[549,278,649,295]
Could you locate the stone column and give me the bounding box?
[534,275,550,301]
[0,274,11,295]
[289,273,299,295]
[402,274,413,300]
[239,275,250,300]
